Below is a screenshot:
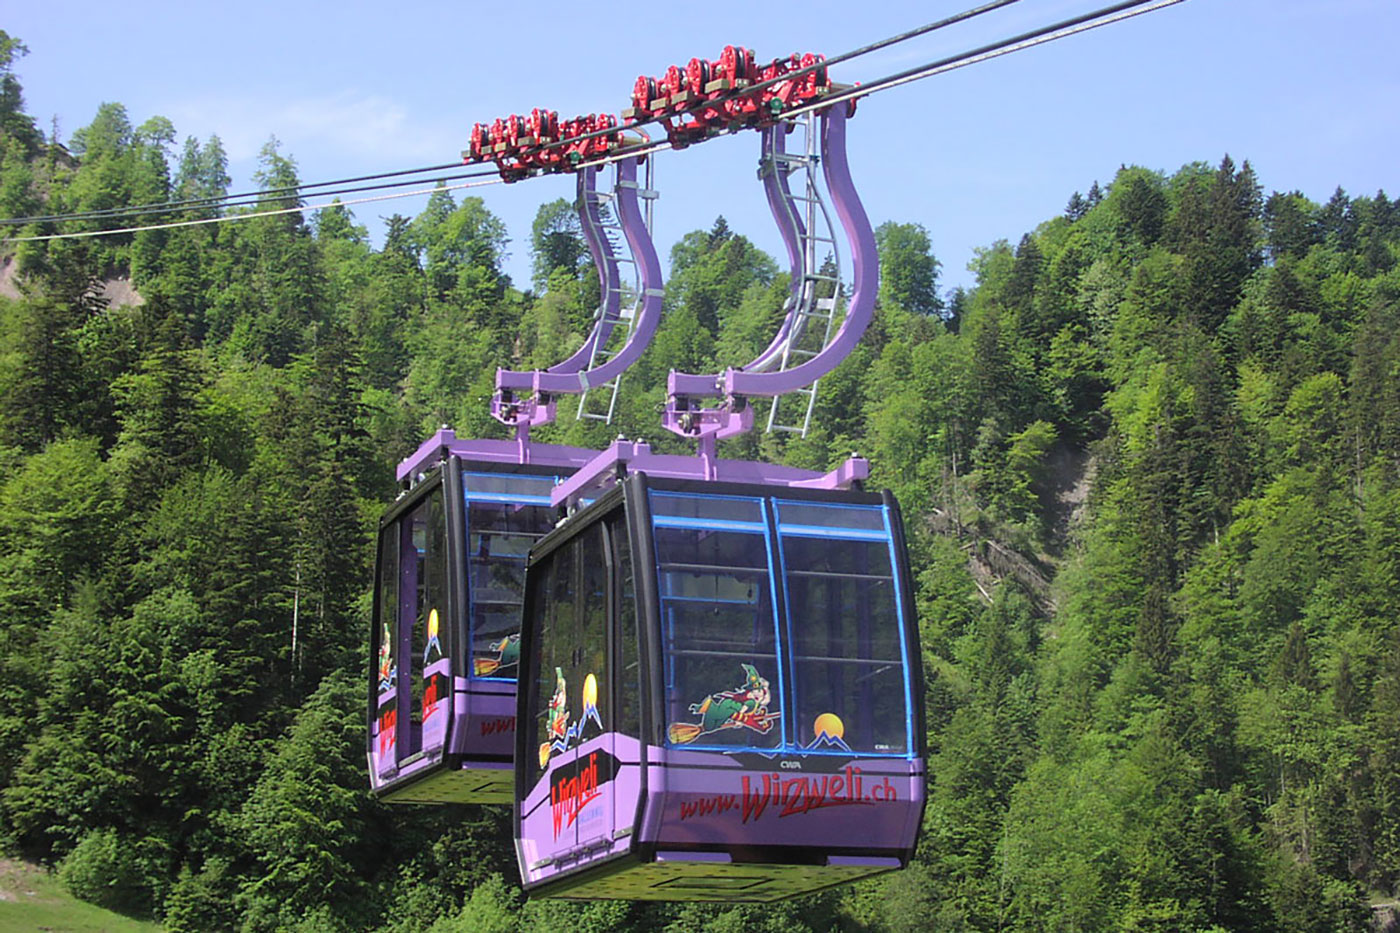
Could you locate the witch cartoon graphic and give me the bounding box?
[473,632,520,676]
[377,622,396,691]
[538,667,569,768]
[668,663,779,744]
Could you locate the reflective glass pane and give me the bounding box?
[611,514,640,736]
[655,525,782,750]
[419,490,449,738]
[782,535,908,755]
[375,526,399,698]
[465,471,558,501]
[573,524,609,739]
[776,500,887,533]
[527,543,573,789]
[373,525,399,770]
[467,494,556,680]
[781,533,894,577]
[650,492,765,526]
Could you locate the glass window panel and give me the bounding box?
[418,490,449,728]
[775,500,887,533]
[466,494,557,680]
[782,534,908,756]
[572,524,609,740]
[407,502,429,719]
[374,524,399,766]
[655,524,781,750]
[464,471,559,501]
[654,525,770,569]
[650,492,765,526]
[781,534,894,578]
[610,514,640,736]
[525,550,558,791]
[375,526,399,697]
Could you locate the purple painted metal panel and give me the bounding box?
[636,746,924,851]
[447,677,516,759]
[548,440,869,509]
[420,656,450,752]
[727,103,875,397]
[667,372,721,396]
[519,736,923,887]
[828,856,902,868]
[518,733,644,887]
[657,851,732,863]
[371,685,397,779]
[395,428,600,483]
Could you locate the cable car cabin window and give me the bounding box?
[374,524,399,760]
[526,540,569,791]
[525,522,611,784]
[464,472,559,681]
[651,492,783,751]
[403,489,449,756]
[576,522,610,740]
[610,513,640,736]
[775,500,911,757]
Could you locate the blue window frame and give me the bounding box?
[651,492,786,753]
[464,472,561,682]
[651,492,914,758]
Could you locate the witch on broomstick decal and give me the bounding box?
[668,663,779,744]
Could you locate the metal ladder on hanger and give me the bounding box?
[578,157,658,423]
[758,111,842,437]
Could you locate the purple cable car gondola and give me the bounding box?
[368,152,661,804]
[369,443,592,803]
[513,100,926,901]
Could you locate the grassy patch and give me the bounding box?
[0,859,161,933]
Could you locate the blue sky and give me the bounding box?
[5,0,1397,294]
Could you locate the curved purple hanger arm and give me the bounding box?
[748,122,807,374]
[663,101,875,440]
[492,156,662,428]
[728,103,873,397]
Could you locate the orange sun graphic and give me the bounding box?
[813,712,845,741]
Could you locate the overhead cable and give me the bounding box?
[4,178,503,243]
[569,0,1185,171]
[0,0,1022,231]
[0,0,1188,241]
[0,160,472,227]
[1,166,501,229]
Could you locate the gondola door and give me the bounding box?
[522,517,615,866]
[518,493,657,887]
[369,474,454,790]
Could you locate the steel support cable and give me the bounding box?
[781,0,1188,120]
[0,159,470,226]
[0,163,497,228]
[4,178,505,242]
[570,0,1186,172]
[4,0,1185,241]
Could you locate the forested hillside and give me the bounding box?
[1,29,1397,933]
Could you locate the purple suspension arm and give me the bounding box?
[748,121,809,374]
[667,122,810,399]
[493,156,662,430]
[730,104,873,396]
[663,101,876,442]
